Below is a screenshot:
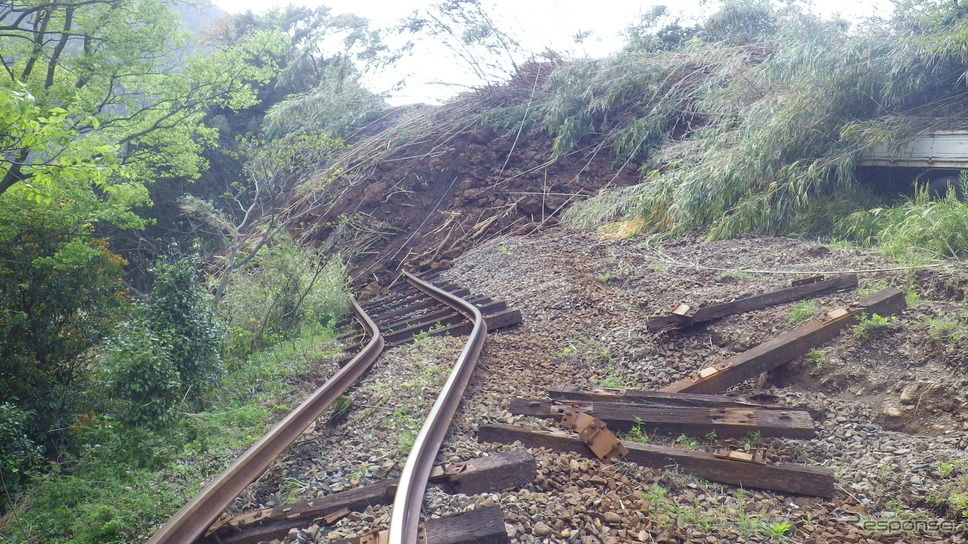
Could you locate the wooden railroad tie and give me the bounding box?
[661,287,906,394]
[646,274,858,332]
[478,423,834,498]
[202,450,535,544]
[546,385,799,410]
[509,397,816,440]
[333,506,508,544]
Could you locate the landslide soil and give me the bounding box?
[252,227,968,544]
[287,68,640,286]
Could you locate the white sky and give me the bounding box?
[210,0,894,104]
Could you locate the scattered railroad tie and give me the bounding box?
[509,397,816,439]
[661,287,907,394]
[546,385,795,410]
[646,274,858,332]
[333,506,509,544]
[478,423,835,497]
[202,450,536,544]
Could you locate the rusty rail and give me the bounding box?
[387,272,489,544]
[147,298,384,544]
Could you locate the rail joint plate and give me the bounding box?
[560,410,628,462]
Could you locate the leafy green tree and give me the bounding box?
[0,0,286,199]
[0,0,285,458]
[0,209,130,454]
[115,6,387,289]
[0,402,43,498]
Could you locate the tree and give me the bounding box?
[0,205,130,454]
[0,0,286,200]
[141,259,222,405]
[624,5,701,52]
[400,0,524,85]
[0,0,285,456]
[701,0,778,45]
[180,132,345,307]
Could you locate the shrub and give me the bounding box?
[0,232,130,455]
[98,321,181,429]
[218,238,350,359]
[0,403,43,501]
[852,313,897,340]
[142,259,223,404]
[840,187,968,261]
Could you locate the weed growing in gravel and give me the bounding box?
[642,485,715,531]
[760,520,793,540]
[733,490,763,535]
[674,434,699,448]
[328,394,353,423]
[597,272,615,285]
[948,492,968,517]
[281,476,309,503]
[497,245,512,254]
[787,300,819,325]
[857,281,892,299]
[924,313,968,341]
[644,484,795,538]
[903,287,923,307]
[852,313,897,340]
[624,417,651,443]
[598,368,625,389]
[802,348,824,368]
[390,406,421,454]
[938,460,963,478]
[739,431,762,447]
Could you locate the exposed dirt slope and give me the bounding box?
[285,72,639,287]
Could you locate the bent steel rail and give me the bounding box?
[387,272,488,544]
[147,298,384,544]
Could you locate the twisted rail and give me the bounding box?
[147,298,384,544]
[387,272,488,544]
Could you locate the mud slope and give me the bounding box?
[286,67,640,285]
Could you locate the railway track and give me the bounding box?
[146,273,521,544]
[147,265,876,544]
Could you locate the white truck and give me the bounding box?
[859,131,968,198]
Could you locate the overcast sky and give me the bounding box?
[209,0,894,104]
